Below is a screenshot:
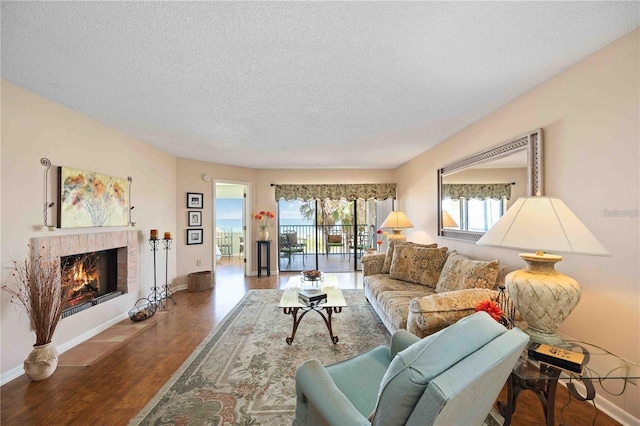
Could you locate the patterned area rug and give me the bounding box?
[130,289,390,425]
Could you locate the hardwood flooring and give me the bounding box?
[0,257,620,425]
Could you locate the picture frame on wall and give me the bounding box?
[188,210,202,227]
[187,192,203,209]
[57,166,129,228]
[186,228,203,245]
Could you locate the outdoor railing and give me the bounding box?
[278,224,376,254]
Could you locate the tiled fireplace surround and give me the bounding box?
[32,230,140,305]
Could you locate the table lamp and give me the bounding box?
[381,211,414,242]
[476,196,609,347]
[442,210,459,228]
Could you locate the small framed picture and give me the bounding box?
[186,228,203,245]
[188,211,202,227]
[187,192,203,209]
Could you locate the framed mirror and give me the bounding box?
[437,129,543,242]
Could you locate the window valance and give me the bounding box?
[274,183,397,201]
[442,183,512,200]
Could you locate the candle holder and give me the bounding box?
[147,238,163,310]
[161,238,177,308]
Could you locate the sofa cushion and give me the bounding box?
[407,288,499,337]
[382,240,437,274]
[435,251,500,293]
[389,246,448,288]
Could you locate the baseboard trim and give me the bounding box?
[562,379,640,426]
[0,312,128,386]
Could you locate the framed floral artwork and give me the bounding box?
[188,211,202,227]
[187,192,203,209]
[57,167,129,228]
[187,228,203,245]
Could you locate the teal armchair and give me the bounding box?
[293,312,529,426]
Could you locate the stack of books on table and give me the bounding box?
[298,289,327,307]
[527,343,586,374]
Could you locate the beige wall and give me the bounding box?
[1,81,177,379]
[397,29,639,417]
[175,158,256,283]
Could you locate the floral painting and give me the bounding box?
[57,167,129,228]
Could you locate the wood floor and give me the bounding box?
[1,257,620,425]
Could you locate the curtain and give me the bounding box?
[442,183,512,200]
[274,183,396,201]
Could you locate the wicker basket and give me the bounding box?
[188,270,214,292]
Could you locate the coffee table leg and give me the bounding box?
[283,307,310,345]
[318,307,342,344]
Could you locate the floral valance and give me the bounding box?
[442,183,512,200]
[274,183,397,201]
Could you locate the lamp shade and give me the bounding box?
[381,211,414,230]
[442,211,458,228]
[476,196,609,256]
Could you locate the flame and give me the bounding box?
[67,259,100,294]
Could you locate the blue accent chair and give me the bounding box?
[293,311,529,426]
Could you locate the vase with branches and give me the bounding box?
[2,246,75,380]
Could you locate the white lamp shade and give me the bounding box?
[442,211,458,228]
[477,196,609,256]
[381,211,414,229]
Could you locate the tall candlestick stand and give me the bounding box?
[162,238,177,308]
[147,238,164,310]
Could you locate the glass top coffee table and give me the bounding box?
[279,275,347,345]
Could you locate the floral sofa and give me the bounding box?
[362,241,515,338]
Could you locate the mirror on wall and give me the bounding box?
[437,129,543,242]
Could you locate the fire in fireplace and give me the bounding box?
[61,249,121,317]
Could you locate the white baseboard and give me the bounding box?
[0,312,128,386]
[562,379,640,425]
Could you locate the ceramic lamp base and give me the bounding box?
[386,229,407,242]
[506,253,581,347]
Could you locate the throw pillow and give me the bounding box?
[382,240,438,274]
[389,246,448,288]
[435,251,500,293]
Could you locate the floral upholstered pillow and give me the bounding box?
[382,240,438,274]
[389,246,448,288]
[435,251,500,293]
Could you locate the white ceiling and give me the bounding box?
[2,2,638,169]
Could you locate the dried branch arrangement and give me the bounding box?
[2,246,74,346]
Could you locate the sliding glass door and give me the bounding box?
[277,197,393,272]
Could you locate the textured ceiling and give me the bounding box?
[2,2,638,169]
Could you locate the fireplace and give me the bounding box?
[61,249,122,316]
[32,231,139,319]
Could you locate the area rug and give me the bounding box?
[130,289,500,426]
[130,289,390,425]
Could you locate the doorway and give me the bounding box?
[214,182,248,275]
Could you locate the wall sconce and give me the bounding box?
[128,176,136,226]
[40,158,56,231]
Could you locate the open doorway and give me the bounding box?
[214,182,248,275]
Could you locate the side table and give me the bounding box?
[256,240,271,277]
[499,343,638,426]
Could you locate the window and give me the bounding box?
[442,198,506,232]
